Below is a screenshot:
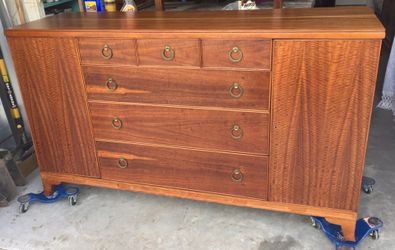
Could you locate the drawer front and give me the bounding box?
[79,39,137,65]
[90,103,269,155]
[84,67,270,110]
[202,40,271,69]
[137,39,200,67]
[97,141,268,199]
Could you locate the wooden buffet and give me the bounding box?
[5,7,384,241]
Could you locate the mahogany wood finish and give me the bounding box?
[5,8,384,39]
[40,171,357,221]
[270,40,381,211]
[7,37,100,177]
[137,39,200,67]
[89,102,269,155]
[97,141,268,199]
[6,8,384,242]
[79,39,137,65]
[83,67,270,110]
[202,40,271,69]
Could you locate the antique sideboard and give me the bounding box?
[5,7,384,241]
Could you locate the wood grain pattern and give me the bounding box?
[202,40,271,69]
[89,102,269,155]
[5,8,385,39]
[97,141,268,199]
[7,38,100,177]
[137,39,200,67]
[270,40,381,211]
[40,171,357,222]
[78,38,137,65]
[83,67,270,110]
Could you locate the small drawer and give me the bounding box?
[97,141,268,200]
[137,39,200,67]
[83,67,270,111]
[89,103,269,155]
[202,40,271,69]
[79,39,137,65]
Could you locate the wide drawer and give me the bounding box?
[97,141,268,199]
[137,39,200,67]
[202,40,271,69]
[83,67,270,110]
[89,102,269,155]
[79,39,137,65]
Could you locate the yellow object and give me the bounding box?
[11,108,21,119]
[0,59,10,83]
[85,2,98,12]
[104,0,116,12]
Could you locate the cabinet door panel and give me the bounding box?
[270,40,381,210]
[8,38,100,177]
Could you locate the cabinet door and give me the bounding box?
[270,40,381,211]
[8,37,100,177]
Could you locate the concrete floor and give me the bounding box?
[0,108,394,250]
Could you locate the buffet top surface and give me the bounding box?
[5,7,384,39]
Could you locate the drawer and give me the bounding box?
[89,103,269,155]
[83,67,270,110]
[202,40,271,69]
[97,141,268,200]
[79,39,137,65]
[137,39,200,67]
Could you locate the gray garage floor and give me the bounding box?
[0,108,394,250]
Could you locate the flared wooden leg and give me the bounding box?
[41,175,61,196]
[326,216,356,241]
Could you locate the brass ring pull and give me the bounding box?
[111,117,122,129]
[117,158,128,169]
[105,78,118,92]
[162,45,175,61]
[230,124,243,140]
[229,82,244,98]
[228,46,243,63]
[231,169,243,183]
[101,44,113,60]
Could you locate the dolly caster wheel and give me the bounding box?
[19,202,29,213]
[66,187,78,206]
[361,176,375,194]
[363,185,373,194]
[310,217,321,229]
[17,194,31,213]
[369,230,380,240]
[68,194,78,206]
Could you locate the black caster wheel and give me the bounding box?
[363,185,373,194]
[310,217,321,229]
[361,176,375,194]
[19,202,29,213]
[369,230,380,240]
[68,194,78,206]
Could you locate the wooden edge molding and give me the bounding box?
[4,31,385,39]
[40,171,357,221]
